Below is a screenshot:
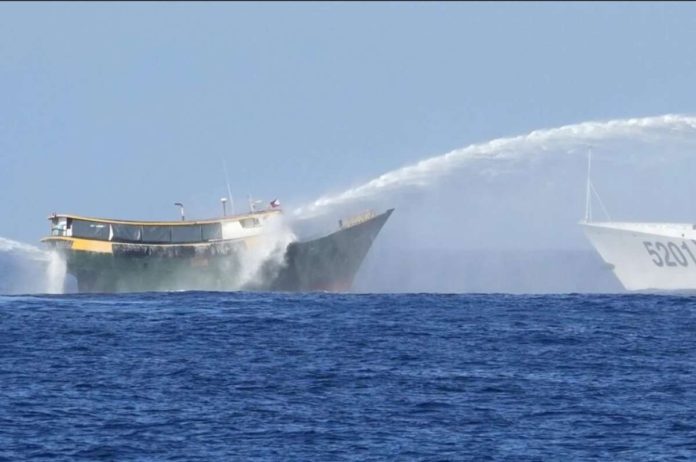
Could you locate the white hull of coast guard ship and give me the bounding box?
[582,221,696,291]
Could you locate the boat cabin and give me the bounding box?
[46,210,281,245]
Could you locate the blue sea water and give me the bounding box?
[1,292,696,461]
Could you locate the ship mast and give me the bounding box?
[584,150,592,223]
[583,149,611,223]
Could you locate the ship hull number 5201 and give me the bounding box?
[643,240,696,267]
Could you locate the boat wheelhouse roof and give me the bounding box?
[48,209,281,226]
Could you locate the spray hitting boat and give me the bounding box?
[41,202,393,293]
[580,153,696,291]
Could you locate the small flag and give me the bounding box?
[270,199,281,208]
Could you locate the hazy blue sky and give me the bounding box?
[2,2,696,243]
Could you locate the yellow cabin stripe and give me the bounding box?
[41,236,259,254]
[70,239,113,254]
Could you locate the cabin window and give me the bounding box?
[171,225,202,243]
[111,224,143,242]
[201,223,222,241]
[239,218,261,228]
[142,226,172,243]
[71,220,110,240]
[50,217,68,236]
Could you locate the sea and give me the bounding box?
[1,292,695,461]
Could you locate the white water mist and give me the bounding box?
[44,250,67,294]
[234,215,297,289]
[0,237,67,294]
[0,237,47,261]
[292,113,696,293]
[4,114,696,294]
[294,114,696,219]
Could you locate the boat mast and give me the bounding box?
[223,159,235,215]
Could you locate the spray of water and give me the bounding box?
[0,237,67,294]
[4,113,696,294]
[293,114,696,219]
[0,237,47,260]
[0,221,295,294]
[290,113,696,293]
[44,251,67,294]
[237,215,297,289]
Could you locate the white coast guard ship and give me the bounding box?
[580,155,696,291]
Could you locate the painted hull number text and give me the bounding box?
[643,240,696,267]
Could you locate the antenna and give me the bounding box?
[584,149,592,223]
[583,149,611,223]
[222,159,235,215]
[591,180,612,222]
